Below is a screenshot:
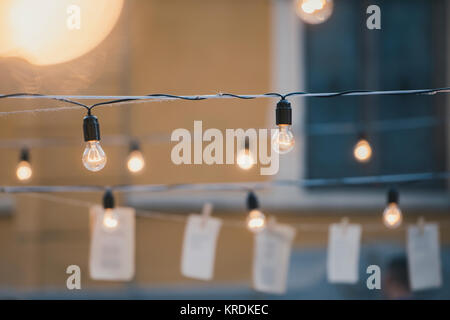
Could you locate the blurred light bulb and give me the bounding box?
[272,125,295,154]
[383,203,402,229]
[246,209,266,232]
[82,140,107,172]
[237,149,254,170]
[16,160,32,181]
[102,208,118,231]
[353,139,372,163]
[127,150,145,173]
[295,0,333,24]
[0,0,124,65]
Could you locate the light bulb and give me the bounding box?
[383,203,402,229]
[237,149,254,170]
[82,114,106,172]
[246,209,266,232]
[353,138,372,163]
[82,140,107,172]
[16,160,32,181]
[272,125,295,154]
[295,0,333,24]
[102,208,119,231]
[127,150,145,173]
[0,0,124,65]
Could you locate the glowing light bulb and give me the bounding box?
[353,138,372,163]
[127,150,145,173]
[295,0,333,24]
[383,203,402,229]
[16,148,32,182]
[246,209,266,232]
[102,208,119,231]
[82,114,106,172]
[82,140,107,172]
[0,0,124,65]
[16,160,32,181]
[237,149,254,170]
[272,125,295,154]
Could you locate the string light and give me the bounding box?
[236,137,254,170]
[127,140,145,174]
[295,0,334,24]
[353,134,372,163]
[16,148,32,182]
[82,112,107,172]
[383,188,402,229]
[102,189,118,231]
[273,99,295,154]
[0,172,448,193]
[246,191,266,232]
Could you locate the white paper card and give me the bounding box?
[407,223,442,291]
[252,223,296,294]
[181,214,222,280]
[327,223,362,284]
[89,205,135,281]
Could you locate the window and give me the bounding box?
[304,0,447,189]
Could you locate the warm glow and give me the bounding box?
[16,160,32,181]
[102,209,119,231]
[383,203,402,229]
[0,0,123,65]
[246,209,266,232]
[301,0,325,14]
[82,140,107,172]
[295,0,333,24]
[272,125,295,154]
[127,150,145,173]
[353,139,372,163]
[236,149,254,170]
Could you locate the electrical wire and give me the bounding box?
[2,171,449,194]
[0,87,449,115]
[21,193,450,233]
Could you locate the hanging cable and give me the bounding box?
[0,171,448,194]
[0,87,449,115]
[20,192,450,233]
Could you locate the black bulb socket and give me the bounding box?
[244,136,250,151]
[247,191,259,211]
[19,148,30,162]
[103,189,115,210]
[129,140,140,153]
[358,132,368,141]
[387,189,399,205]
[83,114,100,142]
[276,99,292,126]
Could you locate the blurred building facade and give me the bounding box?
[0,0,448,299]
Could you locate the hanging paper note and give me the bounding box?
[252,222,296,294]
[407,223,442,291]
[89,205,135,281]
[181,213,222,280]
[327,222,362,284]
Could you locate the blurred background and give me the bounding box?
[0,0,449,299]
